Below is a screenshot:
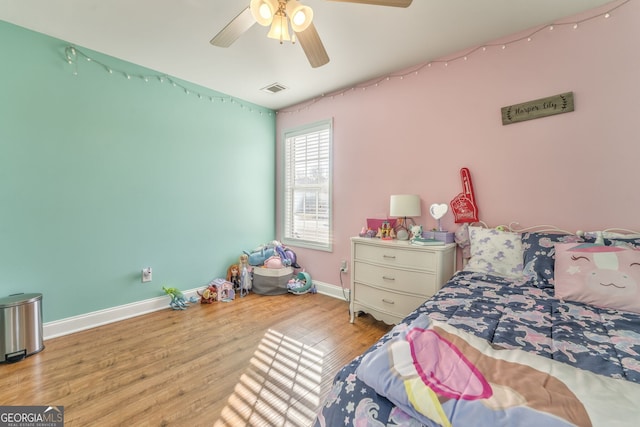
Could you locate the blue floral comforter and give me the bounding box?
[314,271,640,426]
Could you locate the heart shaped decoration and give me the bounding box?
[429,203,449,220]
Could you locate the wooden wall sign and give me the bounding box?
[501,92,574,125]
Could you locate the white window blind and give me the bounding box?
[282,119,332,251]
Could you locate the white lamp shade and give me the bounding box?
[390,194,421,218]
[250,0,278,26]
[267,13,291,41]
[286,1,313,32]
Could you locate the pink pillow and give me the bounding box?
[263,255,284,269]
[554,243,640,314]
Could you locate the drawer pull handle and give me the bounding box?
[382,276,395,281]
[382,298,395,305]
[383,255,396,259]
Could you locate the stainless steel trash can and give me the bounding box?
[0,293,44,363]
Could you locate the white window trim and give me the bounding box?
[280,119,333,252]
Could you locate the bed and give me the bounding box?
[314,225,640,426]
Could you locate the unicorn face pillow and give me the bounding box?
[554,243,640,313]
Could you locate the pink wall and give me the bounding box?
[276,0,640,288]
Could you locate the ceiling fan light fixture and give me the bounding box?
[267,13,291,42]
[286,1,314,32]
[250,0,278,26]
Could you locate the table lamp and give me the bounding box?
[390,194,421,240]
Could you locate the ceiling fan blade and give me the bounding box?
[326,0,412,7]
[295,23,330,68]
[210,7,256,47]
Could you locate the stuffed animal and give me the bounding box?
[245,242,301,268]
[455,223,471,259]
[410,224,423,241]
[245,241,280,266]
[274,245,292,266]
[264,255,284,269]
[246,246,276,266]
[197,285,217,304]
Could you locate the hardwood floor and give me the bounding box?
[0,292,392,426]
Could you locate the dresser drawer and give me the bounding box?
[353,283,425,318]
[354,261,438,296]
[354,243,436,271]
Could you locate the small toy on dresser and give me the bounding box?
[410,224,444,246]
[376,221,396,240]
[359,227,377,238]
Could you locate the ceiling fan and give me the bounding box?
[210,0,413,68]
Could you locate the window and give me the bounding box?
[282,119,332,251]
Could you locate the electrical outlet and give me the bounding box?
[340,260,348,273]
[142,267,152,283]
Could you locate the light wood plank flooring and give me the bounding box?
[0,292,391,426]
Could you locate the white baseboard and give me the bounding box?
[43,283,349,340]
[43,288,201,340]
[314,280,350,302]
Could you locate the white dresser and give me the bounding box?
[350,237,456,325]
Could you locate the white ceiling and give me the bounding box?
[0,0,616,110]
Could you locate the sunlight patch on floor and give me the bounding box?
[215,329,324,426]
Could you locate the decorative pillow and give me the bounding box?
[521,232,583,289]
[464,227,523,278]
[554,242,640,314]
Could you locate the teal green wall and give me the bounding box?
[0,21,276,322]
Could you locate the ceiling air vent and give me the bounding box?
[261,83,288,94]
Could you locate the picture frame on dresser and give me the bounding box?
[350,237,457,324]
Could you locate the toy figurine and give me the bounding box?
[226,264,240,291]
[162,286,196,310]
[239,254,251,272]
[238,254,252,297]
[377,221,396,240]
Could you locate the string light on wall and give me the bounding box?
[277,0,630,115]
[63,46,273,117]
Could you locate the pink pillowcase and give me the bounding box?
[554,243,640,314]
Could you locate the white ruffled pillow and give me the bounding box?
[465,226,524,278]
